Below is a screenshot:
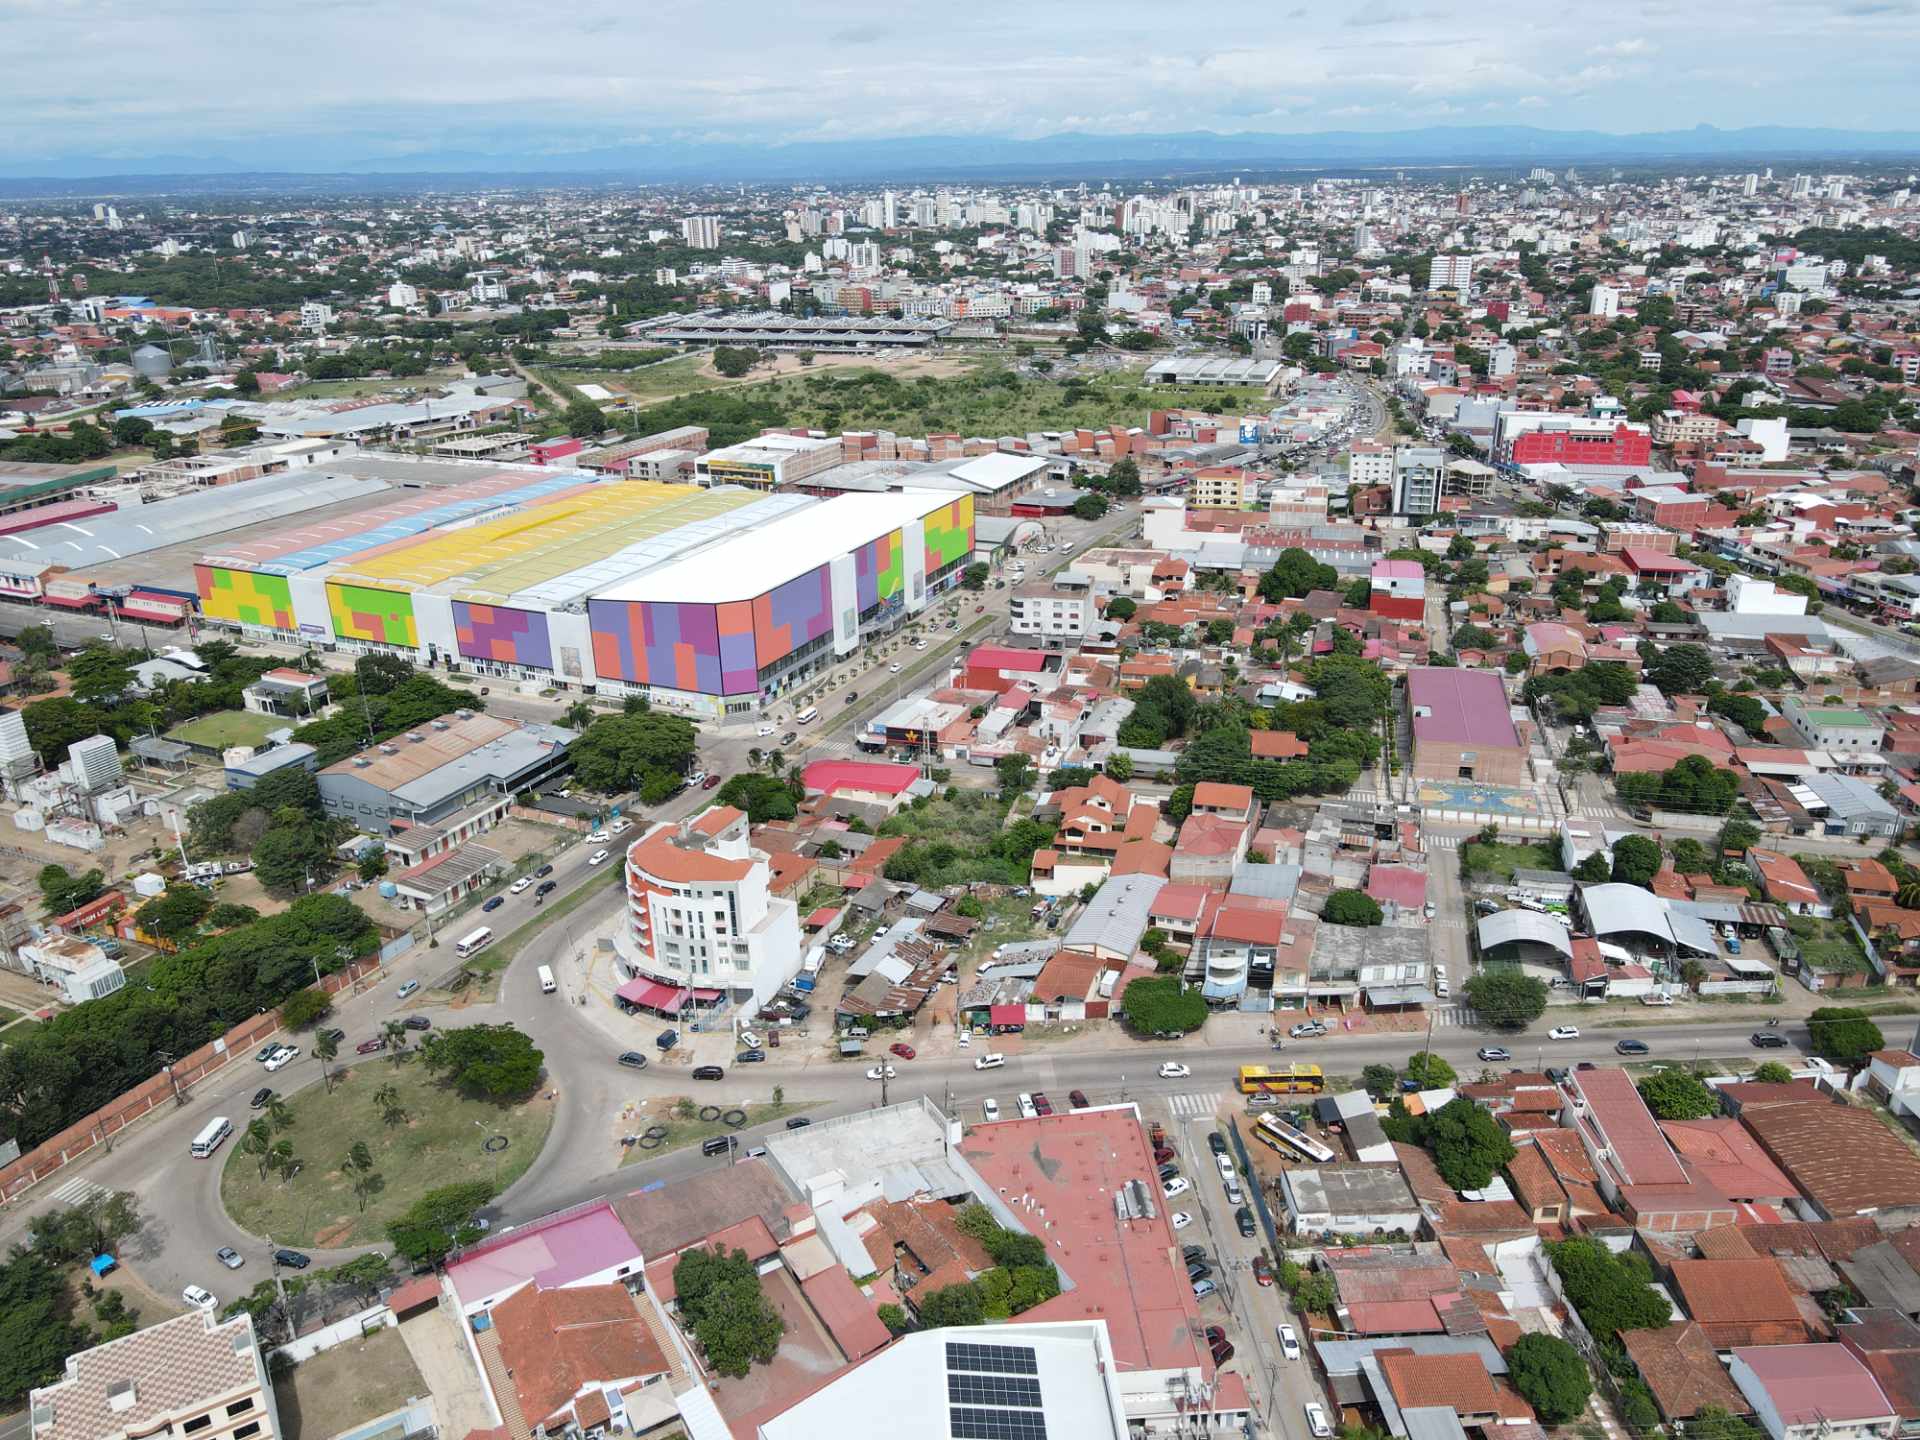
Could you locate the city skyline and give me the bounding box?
[6,0,1920,177]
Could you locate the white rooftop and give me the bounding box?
[594,489,959,604]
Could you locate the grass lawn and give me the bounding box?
[877,788,1013,846]
[220,1057,554,1249]
[273,1325,426,1440]
[0,1011,40,1047]
[540,353,720,402]
[1459,840,1560,882]
[166,709,285,751]
[619,1097,810,1165]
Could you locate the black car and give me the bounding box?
[1187,1260,1212,1283]
[250,1087,274,1109]
[691,1064,725,1081]
[1235,1206,1256,1238]
[785,1116,812,1129]
[1183,1245,1208,1265]
[781,731,798,746]
[1158,1162,1181,1183]
[1615,1039,1650,1056]
[1545,1066,1570,1085]
[273,1249,311,1270]
[402,1015,431,1031]
[535,864,554,878]
[657,1030,679,1050]
[1207,1131,1228,1156]
[536,880,557,896]
[618,1051,649,1070]
[319,1028,345,1046]
[482,896,504,912]
[843,691,858,704]
[736,1048,767,1063]
[1751,1031,1789,1049]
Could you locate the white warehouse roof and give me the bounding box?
[1475,909,1574,960]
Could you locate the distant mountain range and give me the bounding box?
[6,123,1920,192]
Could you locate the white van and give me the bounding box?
[1016,1093,1039,1120]
[795,706,819,725]
[537,965,556,994]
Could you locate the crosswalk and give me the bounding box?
[1568,798,1626,819]
[44,1177,109,1210]
[1425,833,1462,850]
[1431,1005,1479,1028]
[1166,1091,1223,1119]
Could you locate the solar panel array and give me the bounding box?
[946,1342,1045,1440]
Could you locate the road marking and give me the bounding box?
[45,1177,110,1209]
[1166,1091,1222,1119]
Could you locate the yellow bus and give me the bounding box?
[1236,1063,1326,1096]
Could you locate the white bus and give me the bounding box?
[456,927,494,959]
[537,964,557,994]
[795,706,819,725]
[190,1116,233,1158]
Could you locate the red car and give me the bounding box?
[889,1042,916,1060]
[701,774,722,790]
[355,1037,387,1055]
[1032,1092,1053,1116]
[1253,1254,1274,1287]
[1068,1089,1089,1109]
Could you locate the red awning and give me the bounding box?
[617,976,684,1013]
[989,1003,1027,1026]
[40,594,97,609]
[116,603,185,623]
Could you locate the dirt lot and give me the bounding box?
[274,1325,427,1440]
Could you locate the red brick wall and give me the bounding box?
[0,954,384,1204]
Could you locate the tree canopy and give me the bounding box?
[384,1181,496,1265]
[673,1246,785,1378]
[1391,1096,1516,1191]
[1118,977,1207,1036]
[1636,1068,1718,1120]
[1547,1236,1672,1339]
[1461,969,1547,1028]
[1507,1333,1593,1425]
[1324,889,1385,927]
[568,711,698,797]
[421,1024,544,1098]
[1807,1007,1885,1066]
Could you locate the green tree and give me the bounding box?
[342,1140,381,1211]
[26,1189,144,1264]
[673,1246,785,1377]
[1118,976,1207,1036]
[37,864,106,916]
[1645,643,1714,696]
[384,1181,495,1264]
[357,850,389,883]
[1362,1063,1399,1099]
[1072,493,1108,521]
[421,1023,544,1098]
[1462,970,1547,1028]
[715,771,799,823]
[567,711,698,794]
[995,752,1033,798]
[1414,1097,1516,1190]
[374,1081,408,1126]
[1807,1007,1885,1066]
[878,1301,911,1334]
[1547,1236,1672,1338]
[1323,889,1384,927]
[1610,834,1663,888]
[240,1116,275,1180]
[1572,851,1612,883]
[1403,1051,1456,1090]
[0,1250,95,1404]
[279,986,332,1030]
[563,398,607,437]
[1636,1068,1718,1119]
[915,1281,986,1328]
[65,643,134,704]
[1258,547,1338,602]
[1507,1332,1593,1425]
[1752,1061,1794,1084]
[710,346,757,378]
[962,562,989,590]
[313,1027,339,1090]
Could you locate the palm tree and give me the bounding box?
[240,1118,274,1180]
[374,1083,407,1127]
[747,747,763,770]
[767,750,786,775]
[1898,880,1920,910]
[313,1030,339,1092]
[266,1097,294,1132]
[383,1020,409,1061]
[342,1140,380,1211]
[269,1140,298,1184]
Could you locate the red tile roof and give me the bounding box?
[488,1283,667,1430]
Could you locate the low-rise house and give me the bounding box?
[1729,1343,1899,1440]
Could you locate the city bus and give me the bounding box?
[190,1116,233,1159]
[1252,1113,1337,1165]
[1236,1063,1326,1096]
[456,927,494,959]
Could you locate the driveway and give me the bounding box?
[397,1305,497,1438]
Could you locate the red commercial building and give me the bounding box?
[1509,422,1651,469]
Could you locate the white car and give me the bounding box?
[1215,1154,1236,1182]
[756,723,776,737]
[739,1030,761,1050]
[974,1053,1006,1070]
[1017,1092,1039,1119]
[586,830,609,844]
[1548,1025,1580,1041]
[888,663,902,674]
[1170,1210,1194,1230]
[1162,1176,1191,1199]
[1157,1061,1192,1079]
[866,1065,898,1081]
[1277,1323,1301,1361]
[182,1285,217,1310]
[982,1097,1001,1121]
[1305,1403,1333,1439]
[510,877,532,894]
[263,1046,299,1072]
[587,849,610,867]
[686,771,706,786]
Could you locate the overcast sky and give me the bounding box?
[5,0,1919,170]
